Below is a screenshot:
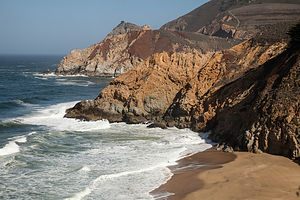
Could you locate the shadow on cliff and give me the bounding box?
[197,48,299,159]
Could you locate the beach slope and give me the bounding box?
[156,149,300,200]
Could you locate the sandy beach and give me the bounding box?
[153,148,300,200]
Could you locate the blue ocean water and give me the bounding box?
[0,55,211,200]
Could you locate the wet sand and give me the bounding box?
[153,148,300,200]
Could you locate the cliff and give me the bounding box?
[56,1,300,77]
[63,1,300,160]
[64,40,286,122]
[55,22,238,76]
[206,48,300,159]
[64,20,300,159]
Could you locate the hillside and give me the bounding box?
[55,22,239,76]
[161,0,300,39]
[56,0,300,77]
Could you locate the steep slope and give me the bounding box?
[161,0,300,39]
[164,23,300,159]
[207,49,299,159]
[55,22,239,76]
[65,38,286,123]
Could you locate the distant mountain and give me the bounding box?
[161,0,300,39]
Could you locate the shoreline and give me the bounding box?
[152,148,300,200]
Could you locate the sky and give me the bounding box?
[0,0,209,55]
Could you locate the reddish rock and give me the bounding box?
[55,22,239,77]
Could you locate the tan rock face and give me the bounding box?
[65,50,212,122]
[65,38,300,160]
[55,31,144,76]
[164,40,286,128]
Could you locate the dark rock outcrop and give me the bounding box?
[206,49,299,159]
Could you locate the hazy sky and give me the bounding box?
[0,0,208,55]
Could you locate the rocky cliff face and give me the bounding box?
[207,49,300,159]
[62,1,300,160]
[55,22,238,76]
[65,37,299,159]
[163,39,286,128]
[56,0,300,77]
[64,50,212,122]
[64,38,286,118]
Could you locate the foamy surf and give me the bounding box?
[0,56,213,200]
[64,125,212,200]
[0,135,28,156]
[34,72,88,78]
[55,79,95,87]
[65,164,173,200]
[79,166,91,173]
[0,121,212,199]
[17,101,110,131]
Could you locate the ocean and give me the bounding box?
[0,55,211,200]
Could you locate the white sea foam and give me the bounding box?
[66,164,173,200]
[79,166,91,173]
[65,188,92,200]
[65,124,212,200]
[2,97,212,200]
[35,77,48,80]
[34,72,88,78]
[33,72,56,77]
[17,101,110,131]
[0,135,27,156]
[28,131,37,136]
[0,141,20,156]
[13,99,36,107]
[0,120,212,199]
[55,79,95,87]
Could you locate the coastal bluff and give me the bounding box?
[63,0,300,161]
[55,21,238,76]
[56,0,300,77]
[65,35,300,159]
